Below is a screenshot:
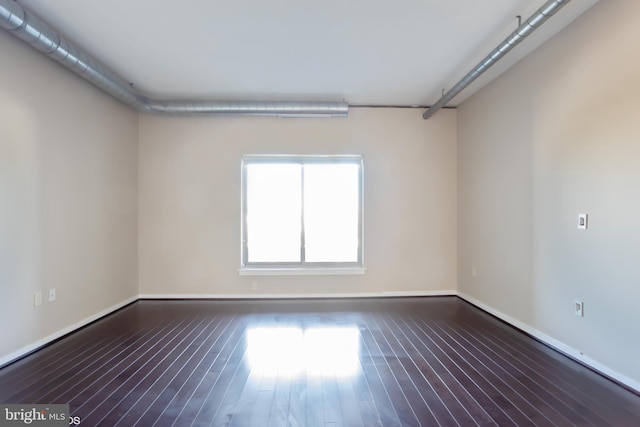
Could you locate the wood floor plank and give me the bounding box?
[41,325,167,405]
[321,375,343,426]
[335,377,365,427]
[265,371,292,427]
[469,321,638,424]
[1,318,150,401]
[153,316,243,426]
[382,315,488,426]
[134,315,236,425]
[440,322,558,426]
[431,322,563,426]
[445,321,608,426]
[360,324,420,426]
[192,326,251,426]
[385,313,486,426]
[358,340,402,425]
[287,377,306,427]
[407,319,527,425]
[81,317,208,426]
[110,316,220,426]
[1,333,116,394]
[0,297,638,427]
[304,374,324,427]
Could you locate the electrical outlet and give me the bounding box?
[251,281,258,291]
[574,300,584,317]
[49,288,56,302]
[34,291,42,307]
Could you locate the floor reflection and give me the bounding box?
[246,326,360,377]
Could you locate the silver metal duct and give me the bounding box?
[0,0,348,117]
[422,0,571,120]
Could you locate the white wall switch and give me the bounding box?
[49,288,56,302]
[574,300,584,317]
[577,213,588,230]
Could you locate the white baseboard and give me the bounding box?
[139,290,456,300]
[6,290,636,394]
[0,290,454,367]
[0,296,138,368]
[457,291,640,393]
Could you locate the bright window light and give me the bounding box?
[304,163,360,263]
[242,156,363,269]
[246,164,301,263]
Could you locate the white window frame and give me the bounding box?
[240,155,365,276]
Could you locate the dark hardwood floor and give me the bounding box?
[1,297,639,426]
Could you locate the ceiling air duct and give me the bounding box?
[0,0,348,117]
[423,0,572,120]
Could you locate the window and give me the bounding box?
[241,155,364,274]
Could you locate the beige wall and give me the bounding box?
[0,33,138,362]
[458,0,640,387]
[138,108,457,296]
[4,0,637,392]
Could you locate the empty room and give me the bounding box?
[1,0,639,425]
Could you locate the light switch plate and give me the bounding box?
[577,213,588,230]
[574,300,584,317]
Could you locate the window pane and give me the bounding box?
[304,163,360,262]
[246,163,301,262]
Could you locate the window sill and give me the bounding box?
[239,267,366,276]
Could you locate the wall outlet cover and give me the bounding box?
[34,291,42,307]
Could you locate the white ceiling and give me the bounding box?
[19,0,597,107]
